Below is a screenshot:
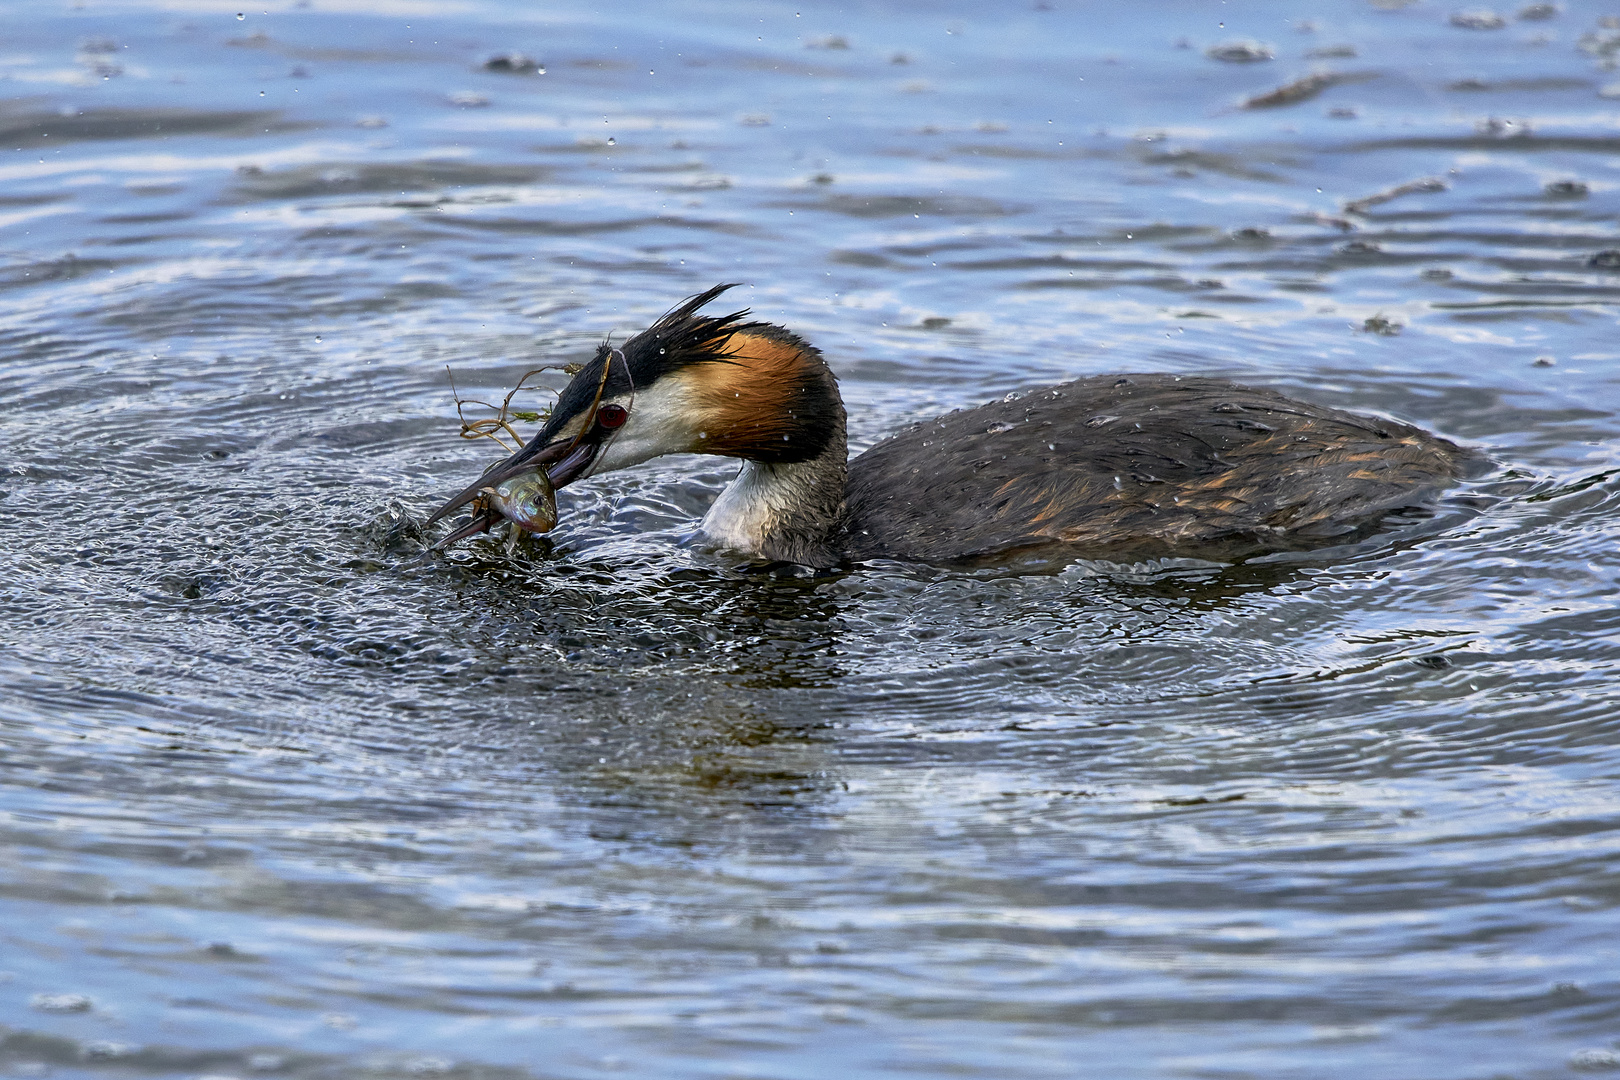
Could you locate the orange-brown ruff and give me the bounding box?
[681,328,844,461]
[428,285,1482,567]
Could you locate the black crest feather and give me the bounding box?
[535,284,753,442]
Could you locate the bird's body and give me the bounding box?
[430,286,1481,568]
[842,373,1476,564]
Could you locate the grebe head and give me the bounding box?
[428,284,844,534]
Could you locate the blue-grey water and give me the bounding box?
[2,1,1619,1077]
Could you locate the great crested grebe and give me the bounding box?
[427,285,1482,567]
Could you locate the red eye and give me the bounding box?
[596,403,628,429]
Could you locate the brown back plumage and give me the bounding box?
[843,374,1483,563]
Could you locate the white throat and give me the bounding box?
[700,459,830,559]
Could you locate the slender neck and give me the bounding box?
[699,426,848,566]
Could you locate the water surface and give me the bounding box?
[3,1,1620,1077]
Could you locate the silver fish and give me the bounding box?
[483,468,557,534]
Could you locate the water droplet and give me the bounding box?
[236,11,244,18]
[606,137,615,145]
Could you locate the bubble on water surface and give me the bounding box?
[483,53,543,74]
[29,993,92,1012]
[1571,1050,1620,1071]
[1476,115,1531,136]
[82,1042,137,1060]
[1206,40,1274,62]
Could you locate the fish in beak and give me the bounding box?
[425,429,603,546]
[427,346,635,548]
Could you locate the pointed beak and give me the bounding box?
[426,435,599,534]
[432,508,504,548]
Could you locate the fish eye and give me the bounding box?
[596,403,628,429]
